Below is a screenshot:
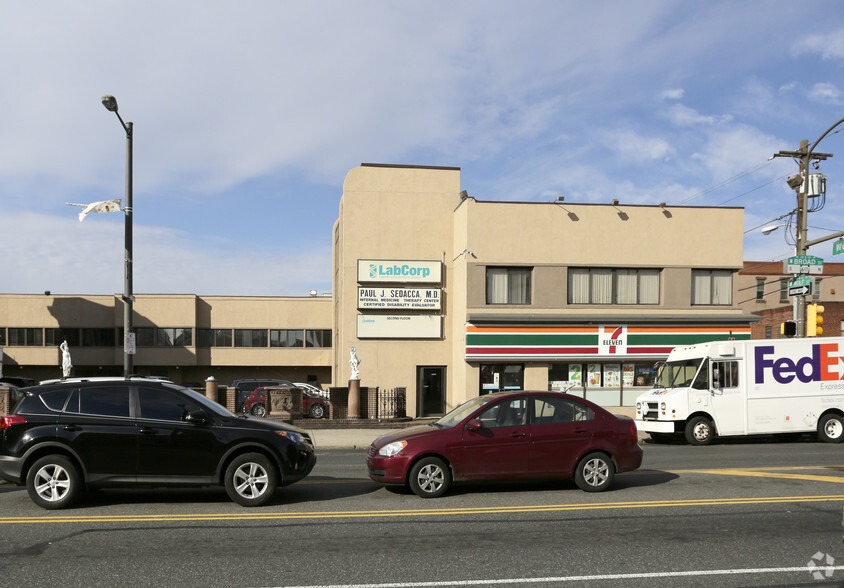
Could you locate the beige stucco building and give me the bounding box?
[0,163,759,416]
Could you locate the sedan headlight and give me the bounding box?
[378,440,407,457]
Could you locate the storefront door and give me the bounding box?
[479,364,524,395]
[417,366,445,417]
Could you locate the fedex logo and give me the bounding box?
[755,344,844,384]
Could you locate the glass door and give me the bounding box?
[417,366,446,417]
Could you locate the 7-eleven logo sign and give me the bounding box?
[599,326,627,355]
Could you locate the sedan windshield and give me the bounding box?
[434,395,495,428]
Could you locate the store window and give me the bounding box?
[479,364,524,395]
[549,361,657,406]
[568,268,659,305]
[692,269,732,305]
[486,267,532,305]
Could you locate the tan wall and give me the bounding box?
[335,165,460,413]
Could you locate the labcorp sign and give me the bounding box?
[357,260,442,284]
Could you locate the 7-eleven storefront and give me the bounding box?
[465,322,751,406]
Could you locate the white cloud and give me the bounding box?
[808,82,842,105]
[792,27,844,59]
[666,104,733,127]
[661,88,685,100]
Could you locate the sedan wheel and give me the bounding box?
[251,403,266,418]
[225,453,277,507]
[408,457,450,498]
[309,403,326,419]
[26,455,82,510]
[574,452,615,492]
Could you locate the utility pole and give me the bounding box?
[773,141,834,337]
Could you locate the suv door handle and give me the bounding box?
[138,427,157,435]
[62,425,79,432]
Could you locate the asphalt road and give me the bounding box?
[1,437,843,587]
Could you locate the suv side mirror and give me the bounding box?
[185,410,209,425]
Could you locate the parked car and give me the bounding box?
[0,377,316,509]
[367,390,642,498]
[294,382,330,400]
[232,378,295,412]
[244,385,331,419]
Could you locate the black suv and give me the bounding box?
[0,378,316,509]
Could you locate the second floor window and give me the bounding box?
[568,268,659,305]
[235,329,268,348]
[270,329,304,347]
[486,267,532,305]
[692,269,732,305]
[755,278,765,301]
[198,329,232,347]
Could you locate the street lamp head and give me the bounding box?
[101,95,118,112]
[761,224,783,235]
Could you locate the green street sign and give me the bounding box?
[788,275,812,297]
[834,239,844,256]
[784,255,824,275]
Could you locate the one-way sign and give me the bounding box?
[788,275,812,297]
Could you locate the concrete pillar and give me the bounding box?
[347,379,360,419]
[205,376,217,402]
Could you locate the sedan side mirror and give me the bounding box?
[466,419,483,432]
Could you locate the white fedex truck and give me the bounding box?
[635,337,844,445]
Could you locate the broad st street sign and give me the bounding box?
[784,255,824,275]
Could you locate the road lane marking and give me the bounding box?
[667,465,844,483]
[1,494,844,524]
[276,565,844,587]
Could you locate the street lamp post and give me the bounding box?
[101,95,134,377]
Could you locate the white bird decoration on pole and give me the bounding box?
[66,199,122,222]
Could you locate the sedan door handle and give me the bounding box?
[509,432,527,438]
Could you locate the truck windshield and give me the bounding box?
[656,358,703,388]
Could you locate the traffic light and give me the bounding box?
[806,303,825,337]
[780,321,796,337]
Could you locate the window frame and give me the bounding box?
[568,267,660,305]
[485,266,532,305]
[691,269,733,306]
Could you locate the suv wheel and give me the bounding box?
[26,455,82,510]
[225,452,277,507]
[251,403,266,418]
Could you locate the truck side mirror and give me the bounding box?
[712,366,720,390]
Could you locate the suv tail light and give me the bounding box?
[0,415,26,430]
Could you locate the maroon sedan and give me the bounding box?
[367,390,642,498]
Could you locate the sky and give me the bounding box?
[3,1,844,297]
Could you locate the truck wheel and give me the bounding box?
[685,416,714,446]
[818,414,844,443]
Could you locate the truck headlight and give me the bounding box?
[378,440,407,457]
[661,402,666,411]
[636,402,641,411]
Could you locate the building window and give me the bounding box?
[779,279,788,303]
[305,329,332,348]
[156,328,192,347]
[270,329,304,347]
[235,329,268,348]
[81,328,116,347]
[569,268,659,305]
[486,267,532,305]
[755,278,765,301]
[765,325,772,339]
[0,328,5,345]
[813,278,821,301]
[8,328,42,346]
[692,269,732,305]
[198,329,232,347]
[45,328,81,347]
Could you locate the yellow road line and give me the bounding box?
[1,494,843,524]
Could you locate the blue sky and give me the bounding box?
[3,1,844,296]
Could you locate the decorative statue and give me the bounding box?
[60,340,72,378]
[349,347,361,381]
